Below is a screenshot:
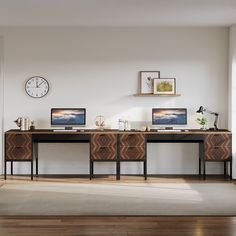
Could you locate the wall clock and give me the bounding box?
[25,76,49,98]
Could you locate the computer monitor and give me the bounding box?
[152,108,187,125]
[51,108,86,129]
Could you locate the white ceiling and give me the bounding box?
[0,0,236,27]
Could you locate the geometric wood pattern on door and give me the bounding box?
[91,146,117,160]
[119,134,145,147]
[204,147,231,161]
[119,146,145,160]
[204,134,231,161]
[5,133,32,160]
[204,134,231,148]
[91,134,117,161]
[91,134,117,147]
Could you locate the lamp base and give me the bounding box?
[209,127,218,131]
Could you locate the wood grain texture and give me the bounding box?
[91,134,117,160]
[0,216,236,236]
[5,133,32,161]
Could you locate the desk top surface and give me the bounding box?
[5,129,231,135]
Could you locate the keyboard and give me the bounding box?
[53,129,78,132]
[157,129,182,132]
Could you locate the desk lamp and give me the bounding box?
[196,106,219,130]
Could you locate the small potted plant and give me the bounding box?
[196,117,208,130]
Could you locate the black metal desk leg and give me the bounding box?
[34,142,39,177]
[224,161,227,177]
[36,157,38,177]
[117,162,120,180]
[31,160,33,180]
[203,160,206,180]
[11,161,13,175]
[230,159,232,180]
[144,160,147,180]
[90,161,93,180]
[4,161,7,180]
[199,158,201,175]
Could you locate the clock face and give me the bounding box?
[25,76,49,98]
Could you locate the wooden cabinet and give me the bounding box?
[90,134,117,161]
[119,134,146,161]
[5,132,33,180]
[5,133,32,161]
[118,133,147,179]
[90,133,118,179]
[204,134,231,161]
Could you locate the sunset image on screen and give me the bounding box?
[52,109,85,125]
[153,109,187,124]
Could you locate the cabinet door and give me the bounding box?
[205,146,231,161]
[91,146,117,161]
[119,146,145,160]
[5,133,32,160]
[91,134,117,147]
[204,134,231,148]
[90,134,117,161]
[119,133,145,147]
[204,133,231,161]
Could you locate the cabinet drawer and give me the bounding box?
[5,133,32,147]
[204,134,231,148]
[91,134,117,147]
[91,146,117,161]
[119,146,145,160]
[5,146,32,161]
[119,134,145,147]
[5,133,32,161]
[205,146,231,161]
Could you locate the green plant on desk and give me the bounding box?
[196,117,208,130]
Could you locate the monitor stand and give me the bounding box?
[65,127,73,130]
[164,127,173,130]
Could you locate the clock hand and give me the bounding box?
[36,80,39,88]
[37,81,44,87]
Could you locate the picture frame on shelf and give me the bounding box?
[140,71,160,94]
[153,78,176,95]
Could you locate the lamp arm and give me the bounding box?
[214,113,219,130]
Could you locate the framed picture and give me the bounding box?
[140,71,160,94]
[153,78,176,95]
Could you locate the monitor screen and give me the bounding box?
[51,108,86,126]
[152,108,187,125]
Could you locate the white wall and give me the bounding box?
[229,25,236,179]
[0,36,3,175]
[0,27,229,175]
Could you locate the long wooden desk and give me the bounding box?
[4,129,232,180]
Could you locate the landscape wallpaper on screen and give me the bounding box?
[52,109,85,125]
[153,109,187,125]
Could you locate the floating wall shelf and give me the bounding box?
[133,93,181,97]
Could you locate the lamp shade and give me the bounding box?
[196,106,204,114]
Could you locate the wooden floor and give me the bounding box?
[0,175,235,236]
[0,216,236,236]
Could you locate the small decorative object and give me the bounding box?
[30,121,35,130]
[25,76,49,98]
[118,119,125,130]
[14,117,31,131]
[124,120,131,131]
[153,78,176,95]
[140,71,160,94]
[196,117,208,130]
[95,115,105,130]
